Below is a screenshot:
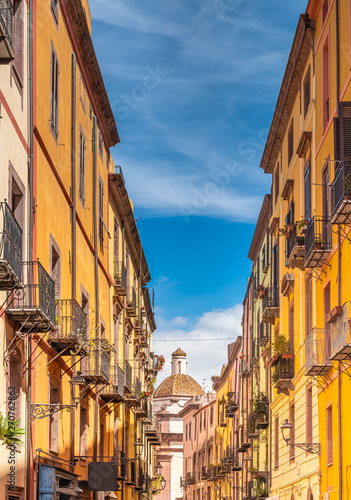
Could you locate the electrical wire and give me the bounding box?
[152,338,236,342]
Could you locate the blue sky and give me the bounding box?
[90,0,307,387]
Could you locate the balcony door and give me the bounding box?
[322,164,331,244]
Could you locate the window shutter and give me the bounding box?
[340,102,351,163]
[304,163,311,221]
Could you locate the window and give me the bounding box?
[99,421,104,459]
[288,301,294,354]
[274,416,279,468]
[322,0,329,24]
[98,177,104,248]
[203,410,206,430]
[304,66,311,118]
[186,424,188,441]
[326,405,333,465]
[305,275,312,337]
[114,219,119,259]
[189,422,192,439]
[50,46,59,137]
[194,416,197,439]
[98,127,104,160]
[49,380,60,453]
[199,413,202,432]
[79,130,85,205]
[288,119,294,164]
[289,404,295,460]
[80,407,88,456]
[51,0,59,24]
[322,162,331,243]
[323,38,330,126]
[13,1,24,83]
[50,236,61,299]
[274,165,279,204]
[79,71,87,111]
[304,161,311,221]
[7,349,22,423]
[306,386,313,444]
[210,406,213,426]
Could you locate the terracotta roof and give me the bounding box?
[154,374,204,398]
[172,348,186,357]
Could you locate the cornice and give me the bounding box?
[259,14,315,174]
[247,194,271,262]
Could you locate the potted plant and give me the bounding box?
[314,238,324,250]
[272,335,291,356]
[0,412,26,447]
[278,226,287,238]
[297,218,309,234]
[256,486,268,499]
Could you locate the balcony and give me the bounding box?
[114,261,127,295]
[201,466,207,480]
[123,360,132,393]
[80,338,112,384]
[126,286,137,316]
[285,224,305,270]
[251,339,259,367]
[0,0,14,60]
[126,460,136,486]
[305,328,332,376]
[240,356,251,377]
[144,419,161,446]
[304,216,332,268]
[7,261,56,332]
[49,299,87,354]
[134,396,149,419]
[0,201,22,290]
[186,473,195,485]
[118,451,127,481]
[262,287,279,324]
[272,356,294,395]
[259,322,269,348]
[331,163,351,224]
[124,377,141,407]
[180,478,187,489]
[330,302,351,361]
[100,365,125,402]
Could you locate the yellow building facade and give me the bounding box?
[0,1,160,500]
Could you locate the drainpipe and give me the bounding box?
[335,2,343,499]
[92,116,99,499]
[27,1,34,498]
[70,52,77,470]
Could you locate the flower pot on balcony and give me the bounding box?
[282,353,293,359]
[314,242,323,250]
[270,355,279,367]
[258,289,265,299]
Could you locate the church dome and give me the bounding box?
[154,374,204,398]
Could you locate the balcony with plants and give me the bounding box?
[225,392,238,417]
[134,394,149,419]
[113,260,127,296]
[100,365,125,402]
[304,216,332,268]
[285,220,306,270]
[80,338,113,384]
[251,338,260,367]
[330,301,351,361]
[262,287,279,324]
[126,286,137,316]
[270,335,294,394]
[124,376,141,407]
[0,201,22,290]
[250,392,269,430]
[0,0,14,60]
[305,328,332,376]
[7,260,56,332]
[331,162,351,224]
[49,299,88,355]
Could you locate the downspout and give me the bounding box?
[70,52,77,470]
[335,2,342,500]
[27,1,34,498]
[93,116,99,499]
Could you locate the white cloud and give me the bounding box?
[153,304,242,388]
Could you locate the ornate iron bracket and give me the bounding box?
[31,403,75,420]
[289,442,321,454]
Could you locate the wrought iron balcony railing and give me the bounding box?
[0,0,14,60]
[49,299,87,354]
[126,286,137,316]
[80,338,112,384]
[260,321,269,347]
[304,216,332,268]
[114,260,127,296]
[285,223,305,270]
[126,460,136,485]
[330,301,351,361]
[124,377,141,407]
[7,261,56,332]
[135,396,149,419]
[118,451,127,480]
[0,201,22,290]
[272,355,294,394]
[100,365,125,402]
[251,338,259,367]
[262,287,279,322]
[124,360,132,392]
[186,473,195,485]
[305,328,332,376]
[331,162,351,224]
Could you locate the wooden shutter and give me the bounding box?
[334,102,351,164]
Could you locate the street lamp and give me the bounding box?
[281,419,321,454]
[134,438,144,458]
[160,477,166,490]
[155,462,163,474]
